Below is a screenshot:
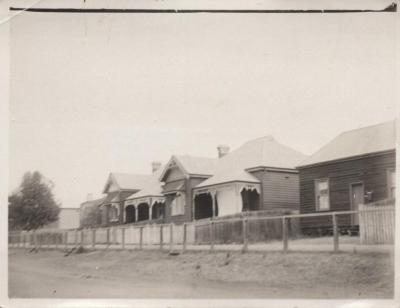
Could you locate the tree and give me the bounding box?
[9,171,61,230]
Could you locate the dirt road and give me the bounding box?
[9,248,394,298]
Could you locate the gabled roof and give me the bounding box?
[196,136,306,188]
[80,197,106,208]
[298,120,396,168]
[125,167,165,200]
[102,172,154,194]
[159,155,218,181]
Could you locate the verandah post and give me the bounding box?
[242,218,248,252]
[333,213,339,253]
[282,217,288,253]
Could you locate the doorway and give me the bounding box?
[350,183,364,225]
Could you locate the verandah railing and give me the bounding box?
[8,205,395,253]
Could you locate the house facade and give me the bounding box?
[123,163,166,224]
[193,136,306,219]
[99,172,155,226]
[297,121,396,233]
[158,155,219,224]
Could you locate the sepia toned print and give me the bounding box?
[6,0,397,303]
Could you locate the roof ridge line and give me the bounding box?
[337,119,396,136]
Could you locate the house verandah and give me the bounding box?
[123,196,166,224]
[193,182,261,220]
[81,137,305,228]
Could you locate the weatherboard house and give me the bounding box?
[99,170,158,226]
[156,155,219,224]
[297,120,396,234]
[193,136,307,220]
[81,135,309,227]
[123,164,166,224]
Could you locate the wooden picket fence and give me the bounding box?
[8,203,395,253]
[359,199,395,244]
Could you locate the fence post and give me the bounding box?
[210,220,214,251]
[33,231,37,250]
[332,213,339,253]
[64,231,68,250]
[160,225,164,250]
[55,232,58,250]
[282,217,288,253]
[243,218,248,252]
[139,226,144,250]
[80,230,84,246]
[38,232,42,250]
[92,229,96,249]
[169,224,173,253]
[106,228,110,249]
[121,227,125,250]
[74,229,78,247]
[182,223,187,252]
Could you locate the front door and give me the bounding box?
[350,183,364,225]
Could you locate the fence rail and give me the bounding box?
[8,205,395,253]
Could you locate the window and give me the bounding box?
[171,193,185,216]
[315,179,330,211]
[388,169,396,199]
[109,204,119,222]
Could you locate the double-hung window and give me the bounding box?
[171,193,185,216]
[109,204,119,222]
[315,179,330,211]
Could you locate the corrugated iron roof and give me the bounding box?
[298,120,396,167]
[80,197,106,208]
[125,167,165,200]
[111,173,154,190]
[173,155,219,176]
[196,136,306,188]
[102,172,154,193]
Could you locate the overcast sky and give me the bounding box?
[9,0,396,207]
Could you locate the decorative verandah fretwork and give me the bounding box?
[192,182,261,220]
[124,196,166,223]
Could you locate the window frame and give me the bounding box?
[109,203,120,222]
[171,192,185,216]
[314,178,330,212]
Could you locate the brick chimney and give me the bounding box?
[217,145,230,158]
[86,193,93,201]
[152,161,162,173]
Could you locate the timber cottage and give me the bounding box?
[193,136,306,219]
[297,120,396,234]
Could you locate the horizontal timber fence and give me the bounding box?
[8,204,394,253]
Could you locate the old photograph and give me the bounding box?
[4,0,398,306]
